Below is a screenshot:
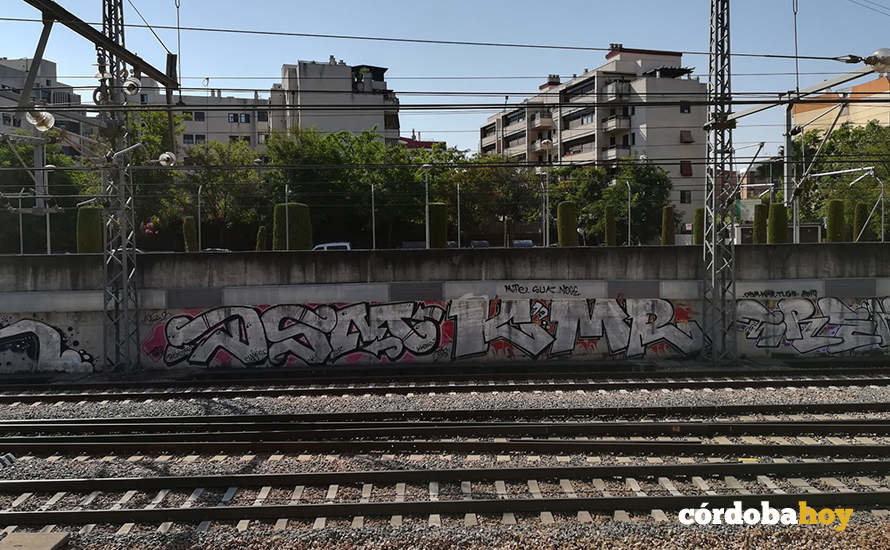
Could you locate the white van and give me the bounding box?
[312,242,352,251]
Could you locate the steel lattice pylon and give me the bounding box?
[97,0,139,370]
[703,0,737,361]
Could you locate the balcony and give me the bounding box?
[602,115,631,133]
[563,149,597,163]
[530,139,556,153]
[503,119,526,136]
[481,133,498,147]
[530,113,553,129]
[602,144,632,160]
[602,81,631,102]
[505,143,526,157]
[560,124,596,142]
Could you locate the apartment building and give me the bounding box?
[270,56,400,145]
[0,57,82,137]
[792,76,890,130]
[140,79,271,153]
[479,44,707,224]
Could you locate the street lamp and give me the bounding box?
[420,164,433,249]
[456,168,467,248]
[540,139,553,247]
[624,181,631,246]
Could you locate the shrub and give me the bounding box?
[273,202,312,250]
[183,215,198,252]
[255,225,268,251]
[767,203,788,244]
[853,201,871,241]
[660,205,675,245]
[826,199,846,243]
[753,203,768,244]
[76,206,103,253]
[429,202,448,248]
[605,206,617,246]
[557,201,579,247]
[693,207,704,245]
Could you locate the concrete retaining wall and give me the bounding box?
[2,244,890,372]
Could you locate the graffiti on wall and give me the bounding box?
[0,319,94,372]
[738,297,890,354]
[143,298,704,367]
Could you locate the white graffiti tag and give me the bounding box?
[0,320,93,372]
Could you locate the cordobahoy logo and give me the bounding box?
[678,501,853,531]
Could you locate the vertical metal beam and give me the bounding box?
[703,0,737,361]
[98,0,139,371]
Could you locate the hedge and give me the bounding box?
[76,206,103,253]
[557,201,579,247]
[273,202,312,250]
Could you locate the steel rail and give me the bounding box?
[4,459,890,493]
[3,365,889,392]
[3,373,889,403]
[3,439,889,456]
[4,420,890,439]
[0,492,886,526]
[7,401,890,425]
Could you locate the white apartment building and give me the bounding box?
[0,57,83,137]
[270,56,400,145]
[479,45,707,224]
[140,79,271,153]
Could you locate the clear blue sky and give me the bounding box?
[3,0,890,154]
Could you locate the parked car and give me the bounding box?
[313,242,352,251]
[512,240,534,248]
[470,240,489,248]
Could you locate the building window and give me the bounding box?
[195,134,206,144]
[258,133,269,145]
[183,111,193,120]
[12,117,21,127]
[183,134,194,145]
[680,190,692,204]
[680,160,693,177]
[680,130,695,143]
[140,94,148,104]
[631,132,636,146]
[239,113,251,123]
[257,111,268,122]
[680,102,691,114]
[193,111,205,122]
[228,113,238,123]
[580,112,595,126]
[229,135,239,143]
[241,136,251,144]
[1,114,10,126]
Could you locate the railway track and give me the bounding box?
[4,404,890,456]
[2,369,889,404]
[1,460,889,530]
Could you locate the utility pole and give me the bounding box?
[19,0,178,370]
[97,0,139,370]
[703,0,737,361]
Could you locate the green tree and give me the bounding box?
[0,138,97,253]
[596,160,672,245]
[167,140,263,248]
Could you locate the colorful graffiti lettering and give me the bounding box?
[737,297,890,354]
[154,298,703,367]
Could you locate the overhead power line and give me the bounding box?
[5,96,890,113]
[0,16,857,61]
[124,0,170,54]
[847,0,890,17]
